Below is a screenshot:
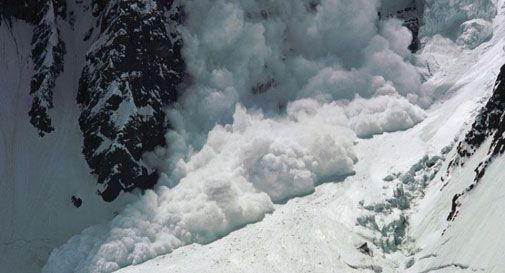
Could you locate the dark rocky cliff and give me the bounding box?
[1,0,185,202]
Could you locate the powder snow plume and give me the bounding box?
[42,0,429,272]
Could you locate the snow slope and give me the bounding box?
[0,4,135,273]
[116,1,505,272]
[406,3,505,271]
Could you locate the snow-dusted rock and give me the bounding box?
[29,0,66,136]
[1,0,67,136]
[77,0,185,201]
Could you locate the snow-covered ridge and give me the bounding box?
[443,63,505,223]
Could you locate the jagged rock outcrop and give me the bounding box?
[29,0,66,136]
[445,64,505,221]
[1,0,66,136]
[457,64,505,162]
[77,0,185,201]
[1,0,185,202]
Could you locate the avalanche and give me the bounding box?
[41,0,432,271]
[116,0,505,272]
[1,0,504,272]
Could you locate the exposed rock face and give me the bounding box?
[1,0,67,136]
[445,64,505,221]
[29,0,67,136]
[457,64,505,162]
[77,0,185,201]
[1,0,185,202]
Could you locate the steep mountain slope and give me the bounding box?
[0,8,122,273]
[77,0,184,202]
[2,0,504,272]
[1,0,185,205]
[406,6,505,271]
[1,0,67,136]
[0,1,187,272]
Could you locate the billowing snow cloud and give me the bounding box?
[174,0,424,147]
[42,99,358,273]
[346,95,426,138]
[43,0,433,272]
